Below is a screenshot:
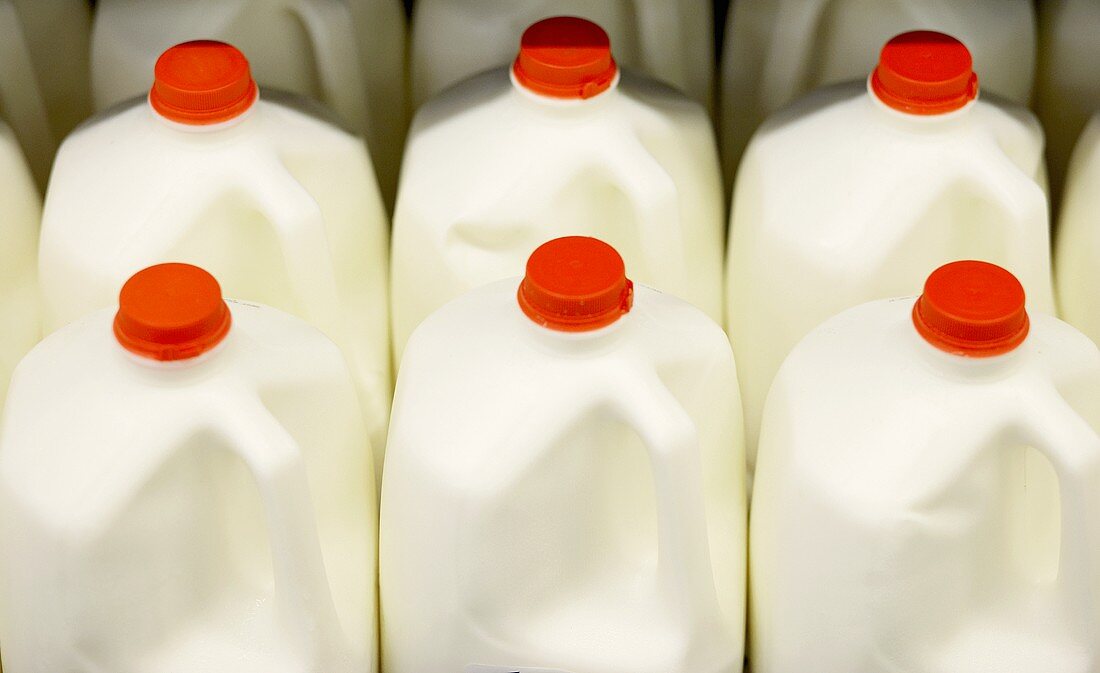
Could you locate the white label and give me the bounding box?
[465,666,576,673]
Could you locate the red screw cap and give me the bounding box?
[518,236,634,332]
[513,16,618,99]
[114,263,232,361]
[912,260,1029,357]
[871,31,979,114]
[150,40,258,124]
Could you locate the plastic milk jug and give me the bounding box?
[0,0,93,187]
[38,41,392,478]
[410,0,714,109]
[0,263,377,673]
[392,17,724,362]
[721,0,1036,184]
[750,260,1100,673]
[381,237,746,673]
[0,121,41,410]
[1056,112,1100,343]
[1037,0,1100,206]
[90,0,407,203]
[726,31,1054,469]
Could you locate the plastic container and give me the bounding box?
[410,0,714,109]
[1056,113,1100,342]
[39,41,392,479]
[0,120,41,410]
[750,260,1100,673]
[381,237,746,673]
[392,17,724,361]
[726,31,1054,470]
[90,0,407,205]
[1036,0,1100,208]
[0,0,93,187]
[0,263,377,673]
[720,0,1036,185]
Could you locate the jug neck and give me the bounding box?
[149,94,258,133]
[523,308,632,357]
[510,68,621,112]
[867,75,976,132]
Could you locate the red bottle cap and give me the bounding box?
[871,31,979,114]
[518,236,634,331]
[912,260,1029,357]
[513,16,618,99]
[150,40,258,124]
[114,263,232,361]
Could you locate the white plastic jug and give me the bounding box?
[39,41,392,479]
[750,260,1100,673]
[0,121,41,410]
[381,237,745,673]
[1056,112,1100,342]
[1037,0,1100,207]
[0,0,93,187]
[720,0,1036,185]
[410,0,713,109]
[392,17,724,361]
[726,31,1054,469]
[91,0,407,205]
[0,263,377,673]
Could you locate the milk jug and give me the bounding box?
[720,0,1036,184]
[726,31,1053,469]
[750,260,1100,673]
[410,0,713,109]
[0,121,41,410]
[0,0,93,187]
[1056,113,1100,343]
[91,0,407,204]
[1037,0,1100,207]
[381,236,745,673]
[39,41,392,478]
[392,16,724,361]
[0,263,377,673]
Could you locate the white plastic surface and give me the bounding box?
[750,295,1100,673]
[1056,113,1100,342]
[381,279,746,673]
[90,0,407,204]
[0,299,377,673]
[410,0,714,109]
[720,0,1036,184]
[0,0,93,187]
[38,92,391,479]
[0,121,41,410]
[1037,0,1100,205]
[726,80,1054,469]
[391,70,724,361]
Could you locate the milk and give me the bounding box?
[381,237,745,673]
[726,31,1053,470]
[0,0,93,187]
[39,41,391,479]
[1056,113,1100,341]
[750,260,1100,673]
[0,263,377,673]
[1037,0,1100,207]
[392,16,724,362]
[410,0,713,109]
[90,0,407,204]
[0,121,41,410]
[721,0,1036,184]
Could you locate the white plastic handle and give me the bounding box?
[0,1,55,184]
[290,0,370,136]
[1018,387,1100,637]
[758,0,834,111]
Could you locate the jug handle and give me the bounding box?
[1016,386,1100,634]
[210,389,348,666]
[757,0,834,112]
[611,367,727,632]
[289,0,370,138]
[600,132,689,297]
[0,1,55,185]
